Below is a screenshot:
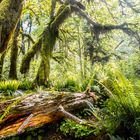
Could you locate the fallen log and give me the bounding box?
[0,91,97,139]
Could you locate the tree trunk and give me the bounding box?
[9,22,20,79]
[0,52,6,79]
[0,0,23,53]
[0,92,96,139]
[35,5,72,85]
[35,27,57,85]
[20,38,42,74]
[77,25,84,80]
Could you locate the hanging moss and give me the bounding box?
[20,39,42,74]
[20,4,73,85]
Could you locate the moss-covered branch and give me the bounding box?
[50,0,57,19]
[50,5,72,29]
[20,38,42,74]
[72,5,140,43]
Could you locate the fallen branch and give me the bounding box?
[17,114,34,133]
[0,92,96,139]
[58,105,84,124]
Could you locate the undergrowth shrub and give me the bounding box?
[55,77,80,92]
[96,63,140,138]
[60,119,94,138]
[18,80,33,90]
[0,80,20,96]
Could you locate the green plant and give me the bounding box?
[0,94,27,121]
[19,80,33,90]
[96,64,140,138]
[60,119,94,138]
[55,77,80,92]
[0,80,20,96]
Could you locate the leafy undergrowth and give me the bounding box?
[0,80,34,97]
[54,77,81,92]
[1,64,140,139]
[59,64,140,139]
[93,63,140,139]
[60,119,95,138]
[0,80,20,96]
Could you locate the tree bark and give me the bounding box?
[0,92,95,139]
[20,39,42,74]
[0,0,23,53]
[9,22,20,80]
[0,52,6,79]
[35,5,72,85]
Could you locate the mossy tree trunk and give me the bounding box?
[9,22,20,80]
[35,28,57,85]
[35,5,72,85]
[0,0,23,53]
[20,4,73,85]
[0,52,6,79]
[20,38,42,74]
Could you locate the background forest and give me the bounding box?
[1,0,140,140]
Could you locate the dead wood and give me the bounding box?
[0,92,96,139]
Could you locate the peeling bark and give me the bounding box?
[0,92,95,139]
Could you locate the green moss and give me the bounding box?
[0,0,11,20]
[0,52,6,79]
[20,39,42,74]
[35,27,57,85]
[50,5,71,29]
[35,5,72,85]
[0,0,23,52]
[9,22,20,79]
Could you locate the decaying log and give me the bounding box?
[0,92,96,139]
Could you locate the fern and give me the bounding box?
[0,80,20,96]
[96,63,140,137]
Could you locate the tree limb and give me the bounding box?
[71,5,140,44]
[20,32,35,44]
[20,38,42,74]
[50,0,57,20]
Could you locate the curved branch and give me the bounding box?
[20,32,35,44]
[71,5,140,44]
[20,38,42,74]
